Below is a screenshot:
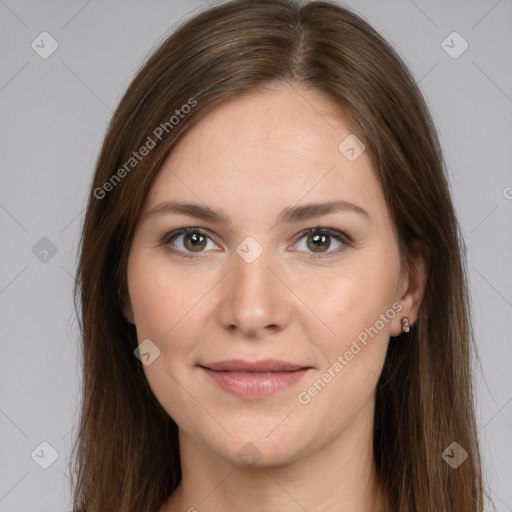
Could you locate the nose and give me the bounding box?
[217,243,292,338]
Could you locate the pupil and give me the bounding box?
[310,233,329,252]
[187,232,205,251]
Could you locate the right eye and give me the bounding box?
[162,228,218,258]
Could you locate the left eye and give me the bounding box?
[292,227,350,258]
[162,227,350,259]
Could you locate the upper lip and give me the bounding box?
[200,359,309,372]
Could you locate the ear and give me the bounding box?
[391,243,429,336]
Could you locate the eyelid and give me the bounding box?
[161,227,213,245]
[291,227,352,259]
[161,226,352,259]
[295,226,352,245]
[161,227,219,257]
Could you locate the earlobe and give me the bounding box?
[392,244,429,337]
[400,317,410,333]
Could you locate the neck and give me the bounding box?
[161,401,390,512]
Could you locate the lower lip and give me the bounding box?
[200,367,310,398]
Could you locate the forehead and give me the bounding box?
[144,85,387,229]
[175,86,357,170]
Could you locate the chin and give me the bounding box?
[205,423,314,470]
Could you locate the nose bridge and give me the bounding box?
[218,237,290,335]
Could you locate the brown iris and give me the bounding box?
[306,232,331,253]
[183,231,207,252]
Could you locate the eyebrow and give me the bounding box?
[144,200,371,225]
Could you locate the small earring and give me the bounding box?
[401,317,410,333]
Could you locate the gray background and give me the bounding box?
[0,0,511,510]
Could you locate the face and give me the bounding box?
[124,85,423,468]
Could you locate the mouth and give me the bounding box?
[199,359,312,398]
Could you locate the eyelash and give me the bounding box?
[161,226,352,260]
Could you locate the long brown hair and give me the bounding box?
[71,1,485,510]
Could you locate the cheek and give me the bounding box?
[299,249,401,356]
[127,250,219,400]
[129,277,171,340]
[127,253,203,424]
[127,251,197,340]
[294,262,398,428]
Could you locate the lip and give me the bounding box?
[202,359,308,372]
[199,359,311,398]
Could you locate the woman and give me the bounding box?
[71,0,485,510]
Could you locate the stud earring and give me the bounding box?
[401,317,410,333]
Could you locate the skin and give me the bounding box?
[123,84,427,512]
